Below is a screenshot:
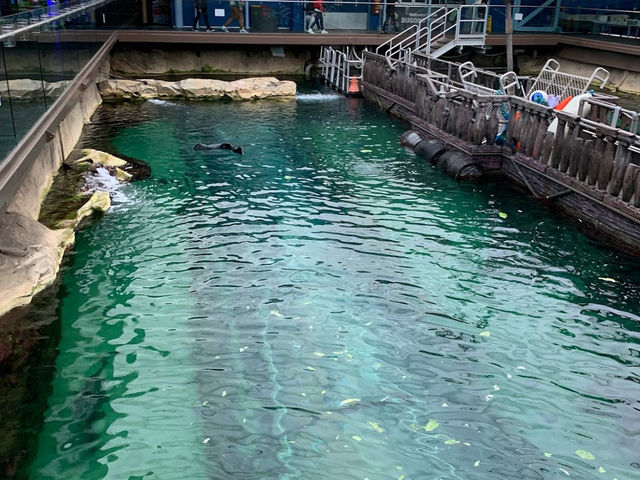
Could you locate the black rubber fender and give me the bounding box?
[436,151,482,180]
[414,140,446,164]
[436,151,483,181]
[400,130,423,150]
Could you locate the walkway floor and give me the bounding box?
[51,28,640,57]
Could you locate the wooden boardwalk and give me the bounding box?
[361,52,640,255]
[47,29,640,59]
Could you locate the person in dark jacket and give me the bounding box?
[307,0,327,34]
[193,0,212,31]
[382,0,399,33]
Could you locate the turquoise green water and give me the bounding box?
[27,84,640,479]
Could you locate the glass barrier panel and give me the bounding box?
[0,30,48,164]
[0,45,19,163]
[560,6,640,39]
[0,0,119,165]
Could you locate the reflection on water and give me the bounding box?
[12,82,640,479]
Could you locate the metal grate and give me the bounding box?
[526,59,610,100]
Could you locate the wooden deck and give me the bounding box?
[47,29,640,59]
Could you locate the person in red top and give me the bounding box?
[307,0,328,34]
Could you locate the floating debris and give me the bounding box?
[575,450,595,460]
[368,421,384,433]
[424,419,440,432]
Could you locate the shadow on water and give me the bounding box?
[0,278,62,479]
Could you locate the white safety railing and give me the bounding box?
[321,46,364,96]
[458,61,522,97]
[457,60,520,124]
[579,97,640,136]
[526,58,610,100]
[376,5,487,65]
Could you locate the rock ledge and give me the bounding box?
[98,76,297,100]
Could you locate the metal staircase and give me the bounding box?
[375,5,488,65]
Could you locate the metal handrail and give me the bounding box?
[579,97,640,136]
[416,7,446,53]
[526,58,610,99]
[456,5,488,41]
[375,25,417,57]
[321,46,363,95]
[0,0,114,42]
[378,5,488,65]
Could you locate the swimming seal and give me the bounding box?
[194,142,243,155]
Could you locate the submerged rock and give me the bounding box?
[0,79,70,101]
[74,148,128,167]
[0,149,146,317]
[0,212,74,317]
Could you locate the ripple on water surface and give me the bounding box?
[27,84,640,480]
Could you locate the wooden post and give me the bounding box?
[558,118,578,173]
[540,132,555,165]
[474,111,487,145]
[620,164,639,204]
[587,136,605,186]
[505,103,518,145]
[634,171,640,208]
[577,139,593,182]
[549,117,567,169]
[532,115,547,160]
[597,137,615,191]
[525,113,539,156]
[487,113,500,145]
[568,137,584,178]
[606,138,632,197]
[505,0,514,72]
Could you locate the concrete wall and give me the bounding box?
[109,45,312,75]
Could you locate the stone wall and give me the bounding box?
[109,45,313,75]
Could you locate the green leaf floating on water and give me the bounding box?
[444,438,459,445]
[498,212,508,219]
[368,421,384,433]
[424,419,439,432]
[575,450,595,460]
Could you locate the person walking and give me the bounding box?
[382,0,399,33]
[193,0,212,31]
[307,0,327,34]
[221,0,248,33]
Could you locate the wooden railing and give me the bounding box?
[362,51,640,208]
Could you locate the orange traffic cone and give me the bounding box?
[348,77,360,94]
